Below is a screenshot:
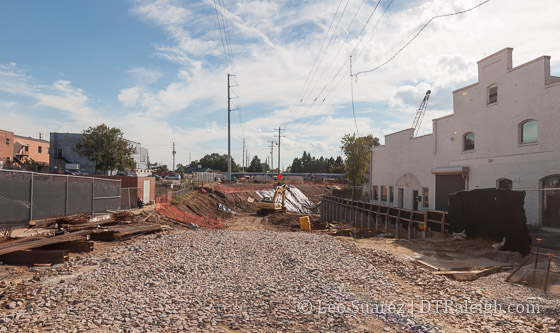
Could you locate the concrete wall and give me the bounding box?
[369,48,560,225]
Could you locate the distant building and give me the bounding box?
[0,129,49,171]
[49,133,149,175]
[13,135,50,166]
[183,165,211,173]
[368,48,560,228]
[0,129,15,168]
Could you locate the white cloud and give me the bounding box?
[3,0,560,168]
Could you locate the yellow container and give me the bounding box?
[299,216,311,231]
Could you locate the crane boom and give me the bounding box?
[411,90,431,137]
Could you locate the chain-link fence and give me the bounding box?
[194,172,223,183]
[0,169,121,228]
[121,187,139,210]
[523,189,560,229]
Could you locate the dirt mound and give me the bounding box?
[175,191,261,220]
[292,184,332,204]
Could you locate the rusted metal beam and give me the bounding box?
[0,250,69,265]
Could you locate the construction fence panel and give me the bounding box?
[0,170,31,228]
[194,172,223,183]
[523,189,560,229]
[121,187,139,210]
[0,169,121,228]
[93,178,122,214]
[32,174,66,220]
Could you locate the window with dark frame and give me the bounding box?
[373,186,379,200]
[381,186,387,201]
[463,132,475,151]
[423,188,429,207]
[520,120,537,143]
[488,85,498,104]
[497,178,513,190]
[389,186,394,203]
[38,146,42,153]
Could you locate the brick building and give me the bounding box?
[0,129,15,168]
[0,130,49,170]
[368,48,560,228]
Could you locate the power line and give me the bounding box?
[353,0,492,78]
[213,0,230,71]
[284,0,389,130]
[282,0,347,127]
[293,0,378,124]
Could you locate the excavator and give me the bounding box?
[256,184,287,216]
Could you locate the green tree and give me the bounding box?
[74,124,136,174]
[341,134,380,199]
[247,156,263,172]
[175,163,185,173]
[193,153,240,172]
[151,163,168,173]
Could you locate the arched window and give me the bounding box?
[497,178,512,190]
[519,120,537,143]
[463,132,475,151]
[487,84,498,104]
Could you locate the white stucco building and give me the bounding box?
[368,48,560,228]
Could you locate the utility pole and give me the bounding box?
[227,74,232,181]
[274,128,285,172]
[39,133,42,140]
[172,142,176,172]
[268,141,276,172]
[242,138,246,172]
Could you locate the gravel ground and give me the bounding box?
[1,230,559,332]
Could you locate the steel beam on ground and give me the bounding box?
[0,250,69,265]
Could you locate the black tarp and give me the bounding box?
[448,188,531,256]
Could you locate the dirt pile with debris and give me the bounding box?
[291,184,333,203]
[174,190,261,220]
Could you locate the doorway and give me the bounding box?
[435,174,465,211]
[543,175,560,228]
[398,188,404,208]
[413,190,419,211]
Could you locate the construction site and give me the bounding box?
[0,179,559,333]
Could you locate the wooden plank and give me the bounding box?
[417,259,440,271]
[0,231,89,256]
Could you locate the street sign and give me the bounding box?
[277,174,283,180]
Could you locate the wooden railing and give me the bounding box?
[320,195,449,239]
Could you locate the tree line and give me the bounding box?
[73,124,380,196]
[289,151,345,173]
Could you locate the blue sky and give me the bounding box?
[1,0,560,170]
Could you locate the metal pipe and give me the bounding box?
[535,238,542,269]
[65,175,69,216]
[544,253,553,292]
[91,178,95,215]
[29,173,34,221]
